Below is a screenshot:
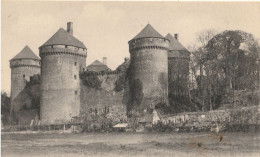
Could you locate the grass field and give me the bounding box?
[1,132,260,157]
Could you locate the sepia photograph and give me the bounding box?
[1,0,260,157]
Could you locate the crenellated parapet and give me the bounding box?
[168,57,190,61]
[129,38,169,52]
[10,59,40,69]
[39,45,87,57]
[81,70,126,77]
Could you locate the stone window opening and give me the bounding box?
[95,109,98,116]
[75,62,77,66]
[65,45,68,48]
[20,59,22,61]
[74,75,77,79]
[104,106,109,114]
[23,74,25,78]
[75,91,77,95]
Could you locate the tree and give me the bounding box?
[1,92,10,125]
[189,29,217,110]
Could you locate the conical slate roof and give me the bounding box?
[11,46,40,60]
[86,60,111,72]
[165,33,188,51]
[131,24,164,41]
[41,28,86,49]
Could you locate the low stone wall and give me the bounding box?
[161,106,259,126]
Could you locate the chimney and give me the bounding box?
[124,57,130,62]
[67,22,73,35]
[103,57,107,65]
[174,33,178,40]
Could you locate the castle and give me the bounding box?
[9,22,190,125]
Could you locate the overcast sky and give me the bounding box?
[2,1,260,94]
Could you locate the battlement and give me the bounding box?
[40,45,87,57]
[81,70,126,77]
[10,58,41,69]
[129,38,169,52]
[168,56,190,60]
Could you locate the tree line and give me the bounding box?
[189,30,260,111]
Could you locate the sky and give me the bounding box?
[2,1,260,94]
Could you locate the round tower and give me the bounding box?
[10,46,40,117]
[39,22,87,124]
[128,24,169,116]
[166,33,190,98]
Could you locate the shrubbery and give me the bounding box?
[80,72,102,89]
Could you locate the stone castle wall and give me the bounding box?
[80,72,127,124]
[10,59,40,114]
[40,45,86,124]
[128,38,169,115]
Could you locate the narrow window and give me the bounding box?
[75,91,77,95]
[20,59,22,61]
[75,62,77,66]
[23,74,25,78]
[90,108,92,115]
[65,45,68,48]
[74,75,77,79]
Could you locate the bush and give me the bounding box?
[80,72,101,89]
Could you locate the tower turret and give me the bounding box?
[128,24,169,117]
[10,46,40,119]
[39,22,87,124]
[165,33,190,102]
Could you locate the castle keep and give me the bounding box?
[39,23,87,124]
[10,22,190,125]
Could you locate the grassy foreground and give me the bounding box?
[1,132,260,157]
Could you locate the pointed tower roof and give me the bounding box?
[86,60,111,72]
[11,46,40,61]
[40,28,86,49]
[165,33,188,51]
[131,24,164,41]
